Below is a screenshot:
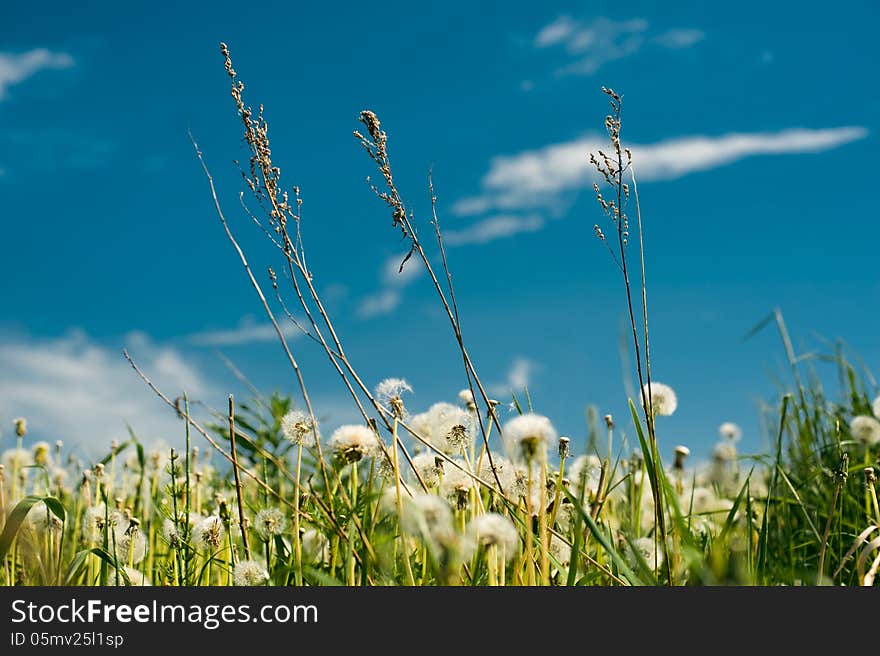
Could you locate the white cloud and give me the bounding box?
[356,253,424,319]
[357,289,401,319]
[534,15,578,48]
[454,126,868,218]
[443,214,545,246]
[185,315,306,346]
[533,16,704,76]
[0,331,215,457]
[653,29,705,49]
[382,253,423,287]
[0,48,74,99]
[489,356,539,397]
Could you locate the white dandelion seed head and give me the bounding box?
[503,413,557,463]
[719,422,742,441]
[114,525,147,565]
[375,378,413,418]
[410,452,442,488]
[162,518,182,547]
[82,505,121,542]
[478,454,516,495]
[439,459,475,509]
[400,494,455,548]
[640,382,678,416]
[255,508,288,541]
[328,425,379,463]
[685,486,722,515]
[549,535,572,567]
[301,528,331,564]
[281,410,313,446]
[500,460,531,500]
[146,441,170,473]
[458,389,475,407]
[193,515,226,551]
[419,402,473,455]
[568,454,602,496]
[851,415,880,447]
[629,536,664,571]
[234,559,270,586]
[873,395,880,420]
[713,441,738,462]
[555,500,585,533]
[116,566,151,586]
[465,513,519,560]
[51,467,69,490]
[26,501,63,533]
[2,448,33,472]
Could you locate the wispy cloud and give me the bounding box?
[489,356,539,397]
[453,126,868,220]
[533,16,702,77]
[443,214,544,246]
[0,330,214,456]
[0,48,74,99]
[652,28,705,49]
[185,316,305,346]
[357,289,402,319]
[357,253,424,319]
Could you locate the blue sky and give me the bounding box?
[1,0,878,462]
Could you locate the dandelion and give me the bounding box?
[549,535,572,567]
[26,501,63,533]
[873,394,880,420]
[254,508,287,541]
[458,389,477,410]
[13,417,27,437]
[410,452,442,488]
[193,515,225,551]
[162,518,182,547]
[673,445,690,470]
[82,505,121,542]
[375,377,413,419]
[113,566,150,586]
[439,460,474,509]
[503,413,557,463]
[719,422,742,441]
[32,441,51,466]
[851,415,880,447]
[400,494,455,548]
[414,402,473,455]
[555,499,585,533]
[466,513,519,559]
[114,521,147,565]
[301,528,330,564]
[713,441,738,462]
[328,425,379,463]
[281,410,313,446]
[640,382,678,417]
[446,424,471,455]
[486,456,529,499]
[234,560,270,586]
[1,448,33,472]
[628,536,664,571]
[568,455,602,498]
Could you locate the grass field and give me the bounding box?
[2,44,878,587]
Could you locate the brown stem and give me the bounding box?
[228,394,251,561]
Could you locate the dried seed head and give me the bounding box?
[673,445,690,470]
[558,437,571,460]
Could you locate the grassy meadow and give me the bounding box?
[1,45,879,587]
